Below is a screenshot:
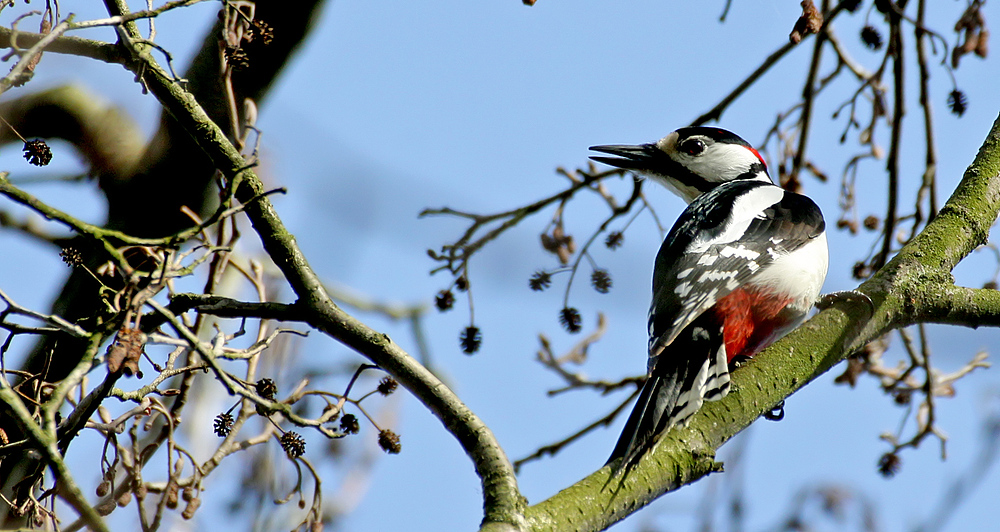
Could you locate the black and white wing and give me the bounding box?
[646,180,825,363]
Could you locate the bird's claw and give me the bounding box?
[729,354,752,369]
[816,290,874,320]
[763,400,785,421]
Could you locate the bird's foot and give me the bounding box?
[816,290,874,320]
[763,400,785,421]
[729,354,753,369]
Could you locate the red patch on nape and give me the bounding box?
[714,287,794,363]
[746,146,767,169]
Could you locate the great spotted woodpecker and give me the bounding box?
[591,127,829,473]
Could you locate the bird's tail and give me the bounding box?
[607,319,730,475]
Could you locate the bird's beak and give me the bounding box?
[589,143,663,172]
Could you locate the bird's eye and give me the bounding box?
[679,138,707,156]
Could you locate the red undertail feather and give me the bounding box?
[714,286,795,363]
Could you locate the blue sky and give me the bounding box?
[1,1,998,531]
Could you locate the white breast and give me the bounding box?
[750,232,829,311]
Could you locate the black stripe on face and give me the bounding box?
[735,161,768,181]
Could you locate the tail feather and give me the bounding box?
[703,340,731,401]
[607,318,729,474]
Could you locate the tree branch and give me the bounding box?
[908,283,1000,328]
[0,386,108,532]
[163,293,305,321]
[120,28,525,529]
[0,27,120,62]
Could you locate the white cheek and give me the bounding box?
[686,144,761,182]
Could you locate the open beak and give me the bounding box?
[589,143,663,172]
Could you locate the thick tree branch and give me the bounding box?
[3,0,325,384]
[119,28,525,529]
[906,285,1000,328]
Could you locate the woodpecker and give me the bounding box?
[590,127,829,474]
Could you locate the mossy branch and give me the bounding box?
[114,24,526,530]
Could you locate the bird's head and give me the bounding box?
[590,127,771,203]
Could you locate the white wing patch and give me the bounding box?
[689,186,785,253]
[701,270,737,282]
[719,245,760,260]
[674,281,692,298]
